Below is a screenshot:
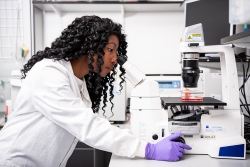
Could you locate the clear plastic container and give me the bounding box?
[180,90,204,101]
[229,0,250,24]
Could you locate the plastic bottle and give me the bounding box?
[5,100,12,122]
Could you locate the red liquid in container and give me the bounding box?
[180,97,203,101]
[180,89,204,101]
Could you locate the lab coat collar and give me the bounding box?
[61,60,91,102]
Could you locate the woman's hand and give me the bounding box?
[145,132,192,161]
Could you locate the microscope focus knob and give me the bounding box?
[172,136,186,144]
[152,134,158,140]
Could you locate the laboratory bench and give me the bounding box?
[1,121,250,167]
[109,122,250,167]
[110,154,250,167]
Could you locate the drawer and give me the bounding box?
[66,150,94,167]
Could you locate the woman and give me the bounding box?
[0,16,191,167]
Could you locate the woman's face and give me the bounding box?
[92,35,119,77]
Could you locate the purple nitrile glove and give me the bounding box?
[145,132,192,161]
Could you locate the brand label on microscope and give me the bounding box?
[200,134,216,140]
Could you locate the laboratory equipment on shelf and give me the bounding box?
[145,75,183,98]
[229,0,250,25]
[118,23,245,159]
[98,76,126,123]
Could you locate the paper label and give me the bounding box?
[212,73,221,78]
[159,89,164,93]
[112,82,120,94]
[187,33,202,41]
[205,125,226,133]
[139,122,147,141]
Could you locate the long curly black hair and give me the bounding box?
[21,15,127,116]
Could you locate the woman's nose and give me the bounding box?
[111,55,117,65]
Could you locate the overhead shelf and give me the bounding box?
[33,1,184,12]
[221,30,250,49]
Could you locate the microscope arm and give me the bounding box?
[180,45,239,110]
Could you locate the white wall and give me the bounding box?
[43,12,122,48]
[125,12,184,74]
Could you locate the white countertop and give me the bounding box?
[110,121,250,167]
[110,154,250,167]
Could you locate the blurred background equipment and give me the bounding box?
[21,45,28,58]
[5,100,11,122]
[229,0,250,25]
[10,70,22,110]
[98,75,126,123]
[198,73,222,101]
[0,0,24,60]
[145,75,182,97]
[0,80,5,125]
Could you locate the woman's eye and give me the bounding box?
[108,48,113,52]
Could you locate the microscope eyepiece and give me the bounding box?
[117,55,127,66]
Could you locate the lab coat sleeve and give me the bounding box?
[31,65,147,158]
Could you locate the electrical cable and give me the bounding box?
[236,54,250,115]
[246,60,249,78]
[241,63,248,113]
[239,74,250,90]
[235,53,250,152]
[240,99,249,113]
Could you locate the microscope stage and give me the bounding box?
[161,97,227,109]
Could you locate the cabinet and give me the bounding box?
[66,142,112,167]
[67,150,94,167]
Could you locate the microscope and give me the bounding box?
[118,23,246,159]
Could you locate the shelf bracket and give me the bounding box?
[50,5,62,17]
[50,5,63,32]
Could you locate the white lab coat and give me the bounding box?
[0,59,147,167]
